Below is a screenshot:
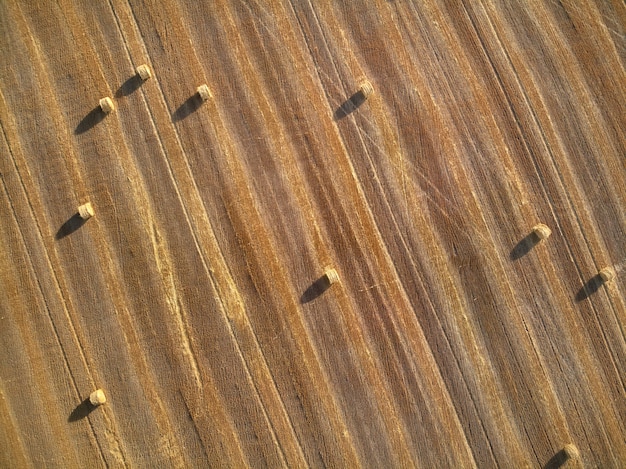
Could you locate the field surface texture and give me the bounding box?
[1,0,625,467]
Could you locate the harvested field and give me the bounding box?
[0,0,625,467]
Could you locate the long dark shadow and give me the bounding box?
[575,273,605,302]
[543,448,572,469]
[115,74,142,98]
[172,94,203,122]
[301,275,333,303]
[334,90,368,120]
[510,232,542,260]
[75,106,106,134]
[68,398,96,422]
[55,213,87,240]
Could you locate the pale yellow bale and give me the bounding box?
[359,81,374,99]
[599,267,615,282]
[197,84,211,101]
[136,64,152,81]
[99,97,114,114]
[324,268,340,285]
[532,223,551,240]
[78,203,94,220]
[89,389,106,406]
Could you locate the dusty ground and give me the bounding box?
[0,0,625,467]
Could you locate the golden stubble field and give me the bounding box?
[0,0,624,467]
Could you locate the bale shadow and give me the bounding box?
[75,106,106,134]
[172,93,203,122]
[575,273,605,302]
[115,74,142,98]
[334,90,368,120]
[510,232,542,260]
[543,448,572,469]
[68,398,96,422]
[301,275,333,303]
[55,213,87,240]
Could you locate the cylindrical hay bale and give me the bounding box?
[599,267,615,282]
[359,80,374,99]
[78,203,94,220]
[324,268,340,285]
[532,223,552,240]
[136,64,152,81]
[197,84,211,101]
[562,444,579,460]
[99,97,115,114]
[89,389,106,406]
